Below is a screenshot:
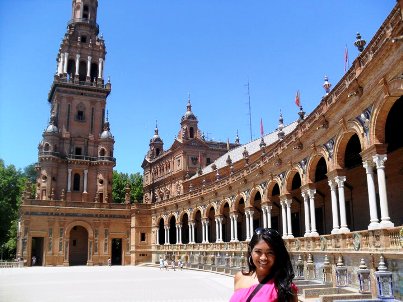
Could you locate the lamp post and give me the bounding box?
[354,32,367,52]
[375,255,394,299]
[357,258,371,294]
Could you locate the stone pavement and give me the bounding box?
[0,266,234,302]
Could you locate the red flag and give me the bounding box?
[344,45,349,72]
[260,118,264,137]
[295,90,301,107]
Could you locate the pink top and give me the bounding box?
[229,279,297,302]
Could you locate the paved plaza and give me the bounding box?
[0,266,234,302]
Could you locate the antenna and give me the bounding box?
[246,81,252,142]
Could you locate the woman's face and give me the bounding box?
[251,239,276,276]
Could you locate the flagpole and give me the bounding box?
[247,81,252,142]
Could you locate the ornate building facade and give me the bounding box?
[18,0,402,300]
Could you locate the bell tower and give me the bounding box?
[36,0,115,203]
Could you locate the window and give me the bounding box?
[81,35,87,43]
[83,5,89,19]
[77,110,84,121]
[189,127,194,138]
[73,173,80,191]
[140,233,146,242]
[99,148,106,157]
[156,148,160,156]
[206,158,211,165]
[75,147,82,156]
[44,143,50,152]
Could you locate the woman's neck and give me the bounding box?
[254,271,270,283]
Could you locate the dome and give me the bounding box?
[100,129,113,139]
[150,126,163,143]
[100,119,113,139]
[181,99,197,122]
[45,124,58,133]
[45,114,58,133]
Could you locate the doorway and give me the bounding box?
[69,226,88,265]
[31,237,44,266]
[111,238,122,265]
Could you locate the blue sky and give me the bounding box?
[0,1,395,174]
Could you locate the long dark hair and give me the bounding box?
[243,228,295,302]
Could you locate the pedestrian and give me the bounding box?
[229,227,298,302]
[178,259,183,270]
[159,256,164,270]
[31,256,36,266]
[171,259,176,271]
[164,259,169,270]
[108,258,111,266]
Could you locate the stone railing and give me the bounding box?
[0,260,24,268]
[22,199,131,210]
[286,227,403,254]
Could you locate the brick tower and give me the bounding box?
[37,0,115,204]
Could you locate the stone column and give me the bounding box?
[363,160,380,229]
[280,200,287,238]
[285,199,294,238]
[83,169,88,193]
[335,176,350,233]
[230,215,234,241]
[63,52,68,74]
[301,190,311,236]
[87,56,92,78]
[373,155,394,228]
[267,205,272,228]
[156,227,159,245]
[75,54,80,76]
[247,210,254,240]
[308,189,319,236]
[232,214,239,241]
[57,56,63,75]
[262,206,267,228]
[164,226,169,245]
[218,217,223,242]
[67,168,72,192]
[190,222,195,244]
[205,220,209,243]
[244,211,250,240]
[98,58,103,79]
[328,179,340,234]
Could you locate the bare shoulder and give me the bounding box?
[233,271,253,291]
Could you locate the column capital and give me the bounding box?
[334,175,347,187]
[328,179,337,190]
[326,168,345,179]
[307,188,316,199]
[300,183,315,193]
[360,144,387,161]
[373,154,387,169]
[279,193,292,202]
[285,199,292,207]
[362,159,375,173]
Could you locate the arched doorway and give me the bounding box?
[69,226,88,265]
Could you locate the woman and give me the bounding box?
[229,228,297,302]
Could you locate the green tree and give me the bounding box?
[112,171,143,204]
[0,160,26,260]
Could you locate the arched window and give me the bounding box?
[43,143,50,152]
[99,148,106,157]
[73,173,80,191]
[189,127,194,138]
[156,148,160,156]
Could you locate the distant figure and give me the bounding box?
[159,256,164,270]
[178,259,183,270]
[31,256,36,266]
[164,259,169,270]
[171,259,176,271]
[107,258,111,266]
